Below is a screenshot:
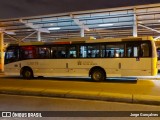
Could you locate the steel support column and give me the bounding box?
[0,32,4,72]
[80,28,85,37]
[37,31,41,41]
[133,8,137,37]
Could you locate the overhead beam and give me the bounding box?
[0,28,16,35]
[154,36,160,40]
[138,24,160,40]
[4,33,19,42]
[70,14,90,32]
[138,24,160,34]
[19,19,50,33]
[20,31,37,41]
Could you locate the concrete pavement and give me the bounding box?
[0,76,160,105]
[0,71,4,75]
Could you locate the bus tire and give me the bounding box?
[91,68,106,82]
[22,68,33,79]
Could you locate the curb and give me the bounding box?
[133,94,160,105]
[0,87,160,105]
[98,92,132,103]
[0,72,4,75]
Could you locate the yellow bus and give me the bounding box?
[155,40,160,72]
[4,36,157,81]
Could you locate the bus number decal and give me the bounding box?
[77,60,97,65]
[27,62,39,65]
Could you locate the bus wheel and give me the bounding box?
[22,68,33,79]
[91,69,106,82]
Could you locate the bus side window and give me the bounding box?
[20,46,38,59]
[119,51,122,57]
[52,50,57,58]
[87,51,92,58]
[126,43,144,58]
[87,44,99,58]
[141,43,149,57]
[130,50,133,57]
[5,47,19,63]
[157,48,160,60]
[68,46,76,58]
[106,44,124,58]
[127,46,138,57]
[57,46,66,58]
[51,47,57,58]
[100,45,106,58]
[79,45,87,58]
[70,54,74,58]
[108,51,111,57]
[38,47,50,59]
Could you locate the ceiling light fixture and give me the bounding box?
[98,24,113,27]
[48,27,61,30]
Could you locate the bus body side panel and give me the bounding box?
[25,59,69,77]
[4,58,156,77]
[37,58,121,77]
[67,58,121,77]
[4,58,121,77]
[121,58,152,76]
[18,59,121,77]
[152,57,158,76]
[4,61,21,76]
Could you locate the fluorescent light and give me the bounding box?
[98,24,113,27]
[48,27,60,30]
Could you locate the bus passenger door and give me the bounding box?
[121,42,151,76]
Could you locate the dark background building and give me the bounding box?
[0,0,160,19]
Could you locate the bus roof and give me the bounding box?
[17,36,154,46]
[87,36,154,43]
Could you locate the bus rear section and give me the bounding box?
[120,40,157,76]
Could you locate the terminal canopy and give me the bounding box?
[0,3,160,43]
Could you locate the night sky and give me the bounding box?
[0,0,160,19]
